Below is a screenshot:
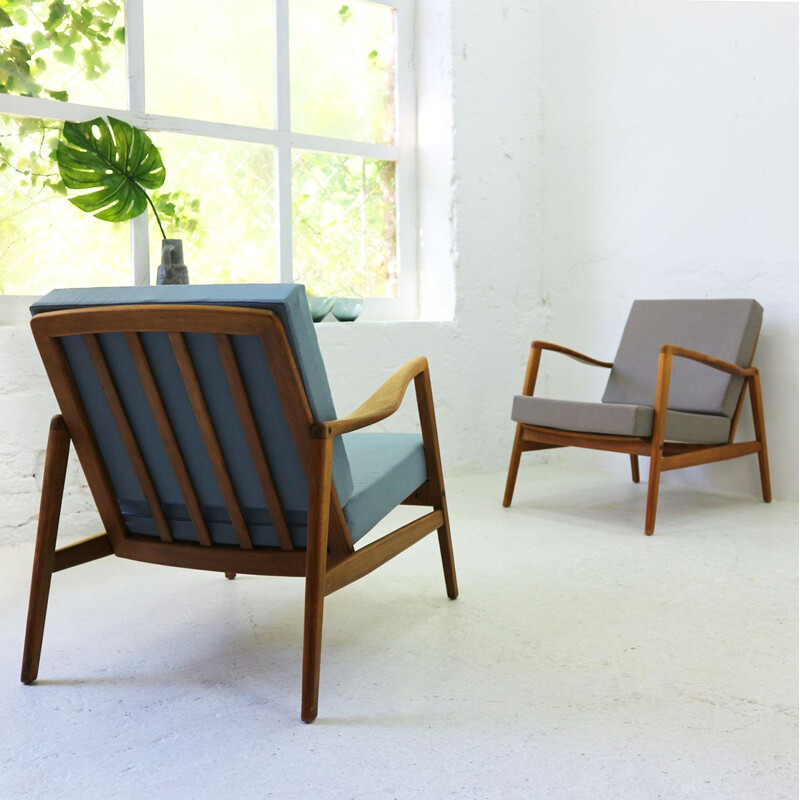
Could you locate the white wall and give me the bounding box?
[536,0,799,500]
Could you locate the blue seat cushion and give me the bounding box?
[342,432,429,544]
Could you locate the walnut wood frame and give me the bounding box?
[23,305,458,723]
[503,339,771,535]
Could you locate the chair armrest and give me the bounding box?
[311,357,428,439]
[519,341,612,398]
[532,341,613,369]
[661,345,756,377]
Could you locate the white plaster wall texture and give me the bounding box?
[534,0,799,500]
[0,327,102,545]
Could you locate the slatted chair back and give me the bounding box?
[30,285,357,568]
[602,299,763,422]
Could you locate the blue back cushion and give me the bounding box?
[30,284,354,547]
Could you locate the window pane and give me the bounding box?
[290,0,395,143]
[146,133,278,285]
[0,0,126,108]
[0,114,130,295]
[144,0,274,129]
[292,150,396,297]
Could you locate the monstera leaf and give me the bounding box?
[56,116,167,234]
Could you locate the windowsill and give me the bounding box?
[0,295,456,327]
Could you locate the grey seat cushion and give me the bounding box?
[512,396,731,444]
[603,299,762,416]
[342,432,428,544]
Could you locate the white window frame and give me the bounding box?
[0,0,417,320]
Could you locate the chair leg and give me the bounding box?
[629,454,640,484]
[644,452,663,536]
[21,417,71,685]
[414,369,458,599]
[644,349,672,536]
[749,374,772,503]
[301,581,325,724]
[224,572,236,580]
[436,502,459,600]
[301,437,332,724]
[425,407,458,600]
[502,425,524,507]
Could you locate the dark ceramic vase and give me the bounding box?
[156,239,189,285]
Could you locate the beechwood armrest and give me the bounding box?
[661,344,757,377]
[311,356,429,439]
[518,342,613,399]
[532,341,614,369]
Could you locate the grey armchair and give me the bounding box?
[503,299,771,534]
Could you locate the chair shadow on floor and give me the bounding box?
[507,469,764,535]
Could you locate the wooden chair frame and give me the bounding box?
[503,339,771,535]
[23,305,458,722]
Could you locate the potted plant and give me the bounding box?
[56,115,188,284]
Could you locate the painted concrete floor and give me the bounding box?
[1,466,796,800]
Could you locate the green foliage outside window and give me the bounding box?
[0,0,125,194]
[1,0,398,297]
[0,1,198,257]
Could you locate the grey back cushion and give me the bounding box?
[30,284,354,547]
[602,299,763,417]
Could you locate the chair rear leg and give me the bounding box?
[21,416,70,685]
[502,425,524,507]
[629,454,640,484]
[749,375,772,503]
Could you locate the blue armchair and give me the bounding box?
[22,284,457,722]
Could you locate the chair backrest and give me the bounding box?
[30,284,354,551]
[602,299,763,416]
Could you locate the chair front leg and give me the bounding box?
[301,436,333,723]
[503,424,525,507]
[645,350,673,536]
[415,369,458,600]
[503,344,543,508]
[22,416,71,684]
[748,373,772,503]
